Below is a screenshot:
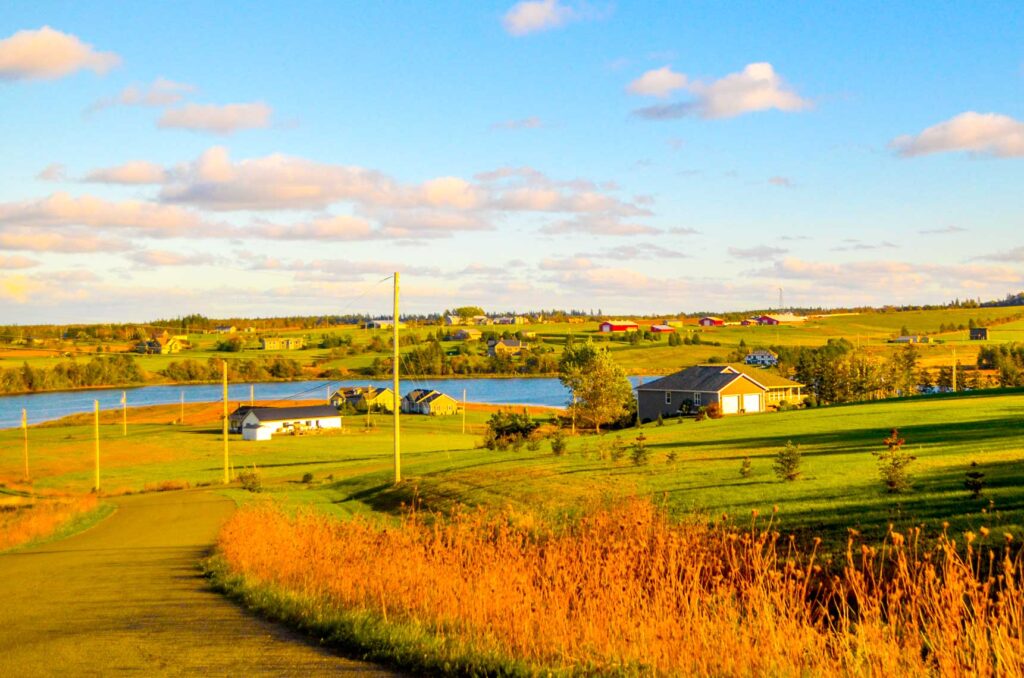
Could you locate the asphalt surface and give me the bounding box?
[0,490,396,677]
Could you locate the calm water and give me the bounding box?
[0,376,654,429]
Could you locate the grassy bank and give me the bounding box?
[0,490,114,552]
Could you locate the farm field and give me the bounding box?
[4,391,1023,550]
[4,306,1024,387]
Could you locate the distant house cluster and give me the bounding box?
[445,314,529,326]
[135,331,187,355]
[330,386,395,412]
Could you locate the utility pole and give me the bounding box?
[21,408,29,482]
[393,272,401,484]
[121,391,127,436]
[952,347,958,393]
[179,390,184,425]
[462,387,467,435]
[250,384,254,406]
[222,361,230,484]
[93,400,100,493]
[366,384,371,429]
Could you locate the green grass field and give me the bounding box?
[4,390,1022,551]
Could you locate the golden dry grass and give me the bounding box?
[217,500,1024,676]
[0,493,99,551]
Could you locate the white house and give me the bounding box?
[239,405,342,441]
[744,349,779,367]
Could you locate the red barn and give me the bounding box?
[599,320,639,333]
[698,317,724,327]
[650,324,675,333]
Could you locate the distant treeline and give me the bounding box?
[160,357,306,382]
[0,355,145,394]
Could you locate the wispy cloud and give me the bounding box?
[632,62,811,120]
[831,239,897,252]
[890,112,1024,158]
[768,175,794,188]
[920,225,967,235]
[84,160,167,185]
[0,26,119,81]
[491,116,545,130]
[36,163,66,182]
[0,254,39,270]
[728,245,788,260]
[972,246,1024,262]
[158,102,272,135]
[87,77,196,114]
[502,0,601,36]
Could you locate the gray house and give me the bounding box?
[635,365,767,422]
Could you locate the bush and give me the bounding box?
[630,433,650,466]
[525,437,541,452]
[773,441,801,481]
[666,450,678,465]
[237,466,262,492]
[301,472,315,484]
[964,462,985,499]
[705,403,723,419]
[740,457,752,478]
[874,428,915,493]
[610,438,626,461]
[549,430,567,456]
[656,414,664,426]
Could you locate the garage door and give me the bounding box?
[742,393,761,413]
[721,395,739,414]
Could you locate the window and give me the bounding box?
[694,392,702,406]
[665,392,672,404]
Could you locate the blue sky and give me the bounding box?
[1,1,1022,322]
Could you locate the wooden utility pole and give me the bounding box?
[250,384,254,406]
[179,390,184,424]
[462,388,467,435]
[222,361,230,484]
[121,391,127,436]
[21,408,29,482]
[366,384,372,429]
[952,347,958,393]
[93,400,100,492]
[393,272,401,484]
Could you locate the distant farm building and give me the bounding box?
[756,314,807,325]
[744,349,779,367]
[401,389,459,416]
[213,325,237,335]
[891,335,930,344]
[970,327,989,341]
[452,328,482,341]
[599,320,639,333]
[238,405,341,441]
[444,315,465,326]
[650,324,676,333]
[636,365,768,422]
[330,386,395,412]
[364,319,405,330]
[698,317,724,327]
[494,316,527,325]
[228,406,254,433]
[259,336,305,350]
[135,331,184,355]
[488,338,525,357]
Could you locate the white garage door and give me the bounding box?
[742,393,761,413]
[721,395,739,414]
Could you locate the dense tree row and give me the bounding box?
[0,355,145,394]
[977,344,1024,386]
[161,357,305,382]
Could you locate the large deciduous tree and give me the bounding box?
[558,341,634,433]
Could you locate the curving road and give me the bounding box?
[0,491,396,677]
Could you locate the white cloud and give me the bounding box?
[0,192,210,237]
[127,249,218,267]
[36,163,66,181]
[890,112,1024,158]
[539,256,595,271]
[920,225,967,235]
[0,229,132,253]
[0,254,39,270]
[502,0,580,35]
[728,245,788,260]
[158,102,272,134]
[491,116,545,130]
[248,215,377,241]
[627,66,687,98]
[540,215,660,236]
[88,77,196,114]
[0,26,120,81]
[84,160,167,185]
[974,246,1024,262]
[633,62,811,120]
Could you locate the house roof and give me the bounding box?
[229,405,255,417]
[636,365,766,393]
[405,388,438,402]
[245,405,341,422]
[602,320,638,325]
[725,364,803,388]
[420,391,456,404]
[334,386,391,399]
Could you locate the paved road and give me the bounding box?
[0,491,396,677]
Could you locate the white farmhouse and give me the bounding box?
[744,349,779,367]
[239,405,342,441]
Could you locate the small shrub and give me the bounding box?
[874,428,915,493]
[630,433,650,466]
[773,441,801,481]
[550,431,567,456]
[610,438,626,462]
[656,414,664,426]
[740,457,752,478]
[705,403,723,420]
[666,450,678,465]
[301,472,315,484]
[526,437,541,452]
[964,461,985,499]
[237,466,262,493]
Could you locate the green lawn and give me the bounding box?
[4,390,1023,551]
